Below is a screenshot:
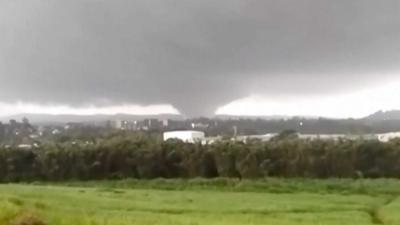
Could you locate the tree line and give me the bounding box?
[1,133,400,182]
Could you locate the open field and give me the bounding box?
[1,179,400,225]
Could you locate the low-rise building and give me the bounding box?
[163,130,205,143]
[235,133,278,142]
[376,132,400,142]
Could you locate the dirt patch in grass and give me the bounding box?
[8,212,46,225]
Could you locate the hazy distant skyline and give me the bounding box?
[1,0,400,118]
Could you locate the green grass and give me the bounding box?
[0,179,400,225]
[379,196,400,225]
[33,178,400,195]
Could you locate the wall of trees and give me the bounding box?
[1,134,400,182]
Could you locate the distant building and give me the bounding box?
[191,123,209,129]
[163,130,205,143]
[52,129,61,135]
[235,133,278,142]
[145,119,161,130]
[109,120,137,130]
[233,132,385,142]
[298,133,380,141]
[298,134,347,141]
[376,132,400,142]
[162,119,169,127]
[113,120,123,130]
[64,122,85,130]
[17,144,33,150]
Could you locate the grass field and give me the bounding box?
[0,179,400,225]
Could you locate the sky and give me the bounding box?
[1,0,400,118]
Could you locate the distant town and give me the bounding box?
[2,110,400,149]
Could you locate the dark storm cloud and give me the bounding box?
[1,0,400,116]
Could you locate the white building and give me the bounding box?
[235,133,278,142]
[298,134,346,140]
[234,133,383,142]
[113,120,123,129]
[376,132,400,142]
[298,133,383,141]
[163,130,205,143]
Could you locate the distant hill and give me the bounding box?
[0,113,184,125]
[364,110,400,121]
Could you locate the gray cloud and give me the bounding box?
[1,0,400,116]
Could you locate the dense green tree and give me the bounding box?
[1,134,400,181]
